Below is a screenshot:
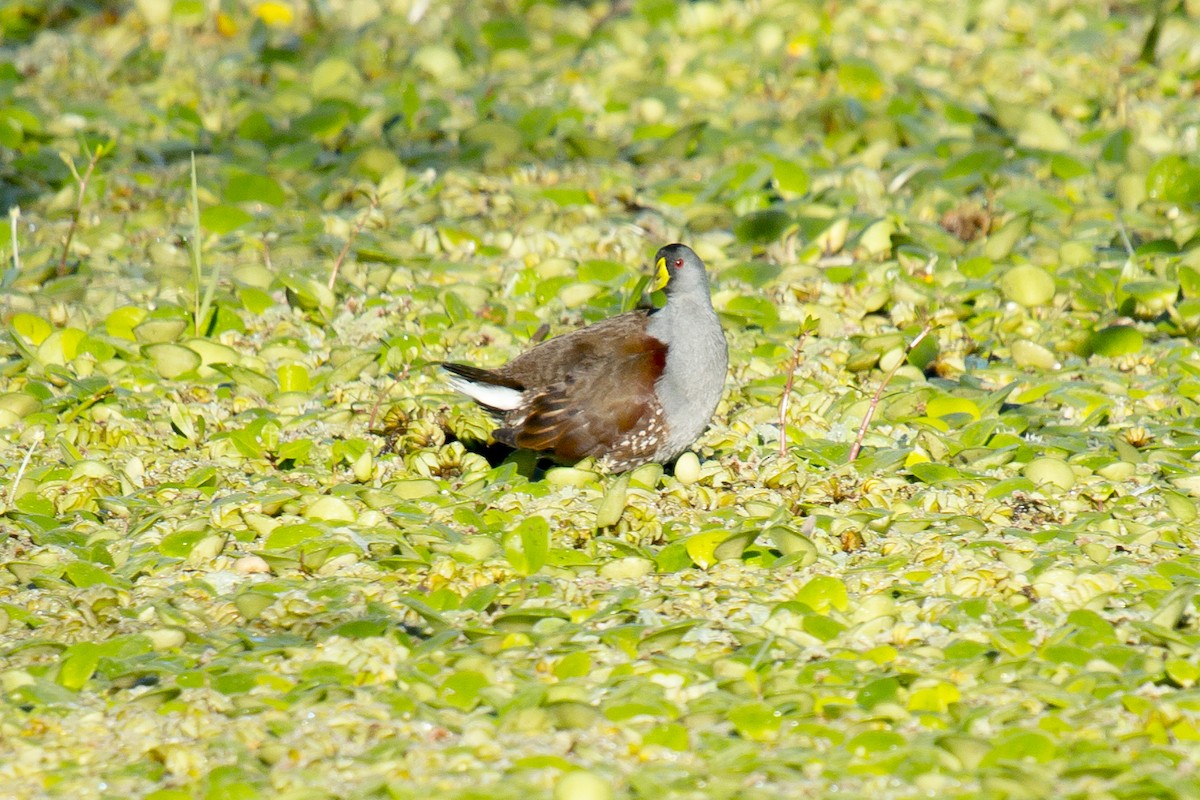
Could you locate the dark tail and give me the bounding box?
[440,362,524,389]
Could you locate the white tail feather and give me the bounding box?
[443,371,523,411]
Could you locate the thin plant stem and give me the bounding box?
[261,233,274,271]
[368,364,409,431]
[778,329,810,459]
[58,141,108,276]
[189,154,221,336]
[190,153,203,334]
[8,430,44,505]
[9,206,19,273]
[1115,216,1135,257]
[848,321,934,463]
[328,193,381,292]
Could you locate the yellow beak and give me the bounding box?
[652,257,669,291]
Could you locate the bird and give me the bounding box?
[441,243,728,471]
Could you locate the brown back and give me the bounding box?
[498,317,669,461]
[497,311,655,388]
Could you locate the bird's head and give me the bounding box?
[652,243,709,296]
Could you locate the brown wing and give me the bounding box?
[495,331,667,462]
[495,311,654,388]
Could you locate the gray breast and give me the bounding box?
[646,300,728,461]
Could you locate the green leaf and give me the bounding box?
[64,561,120,588]
[595,474,629,528]
[58,642,102,690]
[804,613,845,641]
[926,396,980,421]
[857,677,901,710]
[983,476,1037,499]
[461,121,522,165]
[734,209,791,245]
[279,273,336,320]
[239,286,274,314]
[223,170,285,206]
[837,57,886,101]
[642,722,689,751]
[263,523,323,550]
[235,592,275,621]
[907,681,961,713]
[11,313,52,346]
[293,100,352,141]
[172,0,205,22]
[794,575,849,613]
[768,526,817,565]
[722,261,782,288]
[481,17,530,51]
[1121,279,1177,316]
[655,541,692,573]
[1086,325,1143,357]
[1147,155,1200,205]
[684,530,728,569]
[1050,153,1089,180]
[1100,129,1131,164]
[199,204,253,234]
[986,215,1032,261]
[1017,109,1071,151]
[907,462,963,483]
[325,352,377,387]
[277,364,310,393]
[554,651,592,680]
[159,528,211,558]
[848,730,905,754]
[276,439,312,464]
[998,263,1054,307]
[212,364,278,397]
[768,157,810,195]
[0,113,22,148]
[311,58,362,100]
[105,306,148,341]
[461,585,500,612]
[982,730,1057,765]
[943,147,1004,182]
[143,343,202,379]
[636,0,677,24]
[724,295,780,328]
[713,530,758,561]
[133,310,187,341]
[542,187,591,207]
[503,515,550,575]
[14,493,54,516]
[727,701,782,741]
[441,669,488,711]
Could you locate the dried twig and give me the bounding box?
[328,193,380,291]
[778,327,812,459]
[848,321,934,463]
[58,140,110,276]
[8,430,44,506]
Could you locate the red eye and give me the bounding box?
[673,258,684,269]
